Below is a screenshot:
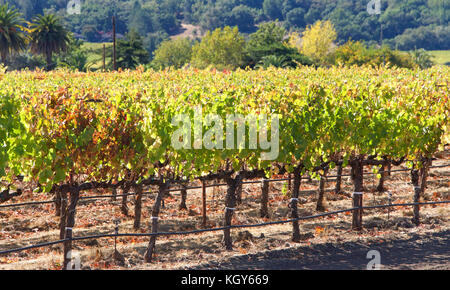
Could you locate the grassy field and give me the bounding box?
[429,50,450,66]
[81,42,113,71]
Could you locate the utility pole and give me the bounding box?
[367,0,382,47]
[380,10,385,65]
[103,43,106,71]
[380,21,383,47]
[368,0,384,63]
[112,15,117,71]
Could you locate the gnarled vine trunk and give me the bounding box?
[121,182,131,216]
[63,186,80,270]
[316,169,327,211]
[133,183,144,229]
[291,166,302,242]
[179,185,187,210]
[223,175,240,250]
[335,164,343,194]
[145,181,168,263]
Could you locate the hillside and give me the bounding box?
[4,0,449,54]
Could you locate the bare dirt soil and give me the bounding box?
[187,229,449,270]
[170,23,202,40]
[0,149,448,270]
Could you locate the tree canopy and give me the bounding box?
[191,26,246,70]
[2,0,448,51]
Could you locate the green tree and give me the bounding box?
[247,21,286,48]
[0,3,27,66]
[229,5,255,32]
[263,0,283,20]
[56,36,88,71]
[372,46,416,69]
[246,21,312,68]
[144,31,169,58]
[256,54,289,69]
[285,7,306,28]
[6,51,45,71]
[393,25,450,51]
[409,48,434,69]
[191,26,245,70]
[152,37,193,69]
[29,14,70,70]
[117,29,150,70]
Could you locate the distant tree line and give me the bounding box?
[149,20,435,71]
[0,2,440,72]
[1,0,448,56]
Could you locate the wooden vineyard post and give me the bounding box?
[316,169,327,212]
[179,184,187,210]
[417,159,431,225]
[201,180,207,228]
[133,183,144,229]
[420,159,431,199]
[223,175,240,250]
[411,168,420,225]
[102,43,106,71]
[112,15,116,71]
[351,158,364,231]
[59,189,68,239]
[260,178,270,218]
[290,166,302,242]
[335,164,343,194]
[145,181,168,263]
[411,159,431,226]
[63,186,80,270]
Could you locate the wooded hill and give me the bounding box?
[3,0,449,51]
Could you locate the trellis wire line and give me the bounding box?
[0,200,56,208]
[1,163,449,209]
[0,200,448,256]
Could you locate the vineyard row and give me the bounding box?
[0,66,448,267]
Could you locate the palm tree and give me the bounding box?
[29,14,70,70]
[0,3,27,66]
[409,48,434,69]
[256,55,289,69]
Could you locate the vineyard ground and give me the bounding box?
[187,228,449,270]
[0,150,449,270]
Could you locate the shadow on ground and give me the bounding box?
[187,230,449,270]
